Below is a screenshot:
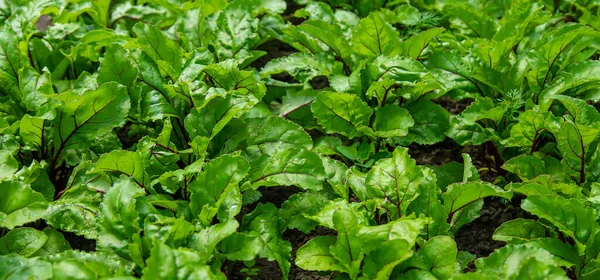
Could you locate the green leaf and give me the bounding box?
[0,150,18,180]
[142,241,224,280]
[398,100,450,145]
[98,44,138,88]
[97,178,145,259]
[0,227,48,257]
[133,22,184,81]
[357,216,429,254]
[330,209,363,279]
[260,53,336,84]
[203,61,266,100]
[242,203,292,279]
[446,4,497,39]
[184,94,256,140]
[19,115,45,151]
[362,239,413,280]
[522,195,600,255]
[185,219,239,263]
[373,105,414,138]
[0,254,51,280]
[18,67,57,115]
[0,27,27,86]
[46,185,101,239]
[311,91,373,139]
[295,236,344,272]
[402,28,445,60]
[443,182,512,233]
[220,233,262,261]
[245,117,313,157]
[502,155,547,181]
[507,110,561,150]
[351,13,401,58]
[492,219,547,243]
[53,82,130,165]
[90,150,148,191]
[188,154,249,225]
[45,250,135,278]
[249,148,326,190]
[365,147,424,219]
[32,228,71,257]
[0,181,48,229]
[280,191,330,233]
[474,244,561,279]
[555,122,600,183]
[399,236,458,279]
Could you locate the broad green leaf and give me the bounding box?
[555,122,600,183]
[522,195,600,255]
[280,191,330,233]
[0,150,18,180]
[133,22,184,81]
[245,117,313,157]
[203,61,266,99]
[502,155,547,181]
[0,27,27,86]
[242,203,292,279]
[298,20,349,66]
[373,105,414,138]
[249,148,326,190]
[220,233,262,261]
[91,150,148,190]
[399,236,458,279]
[475,244,561,279]
[0,254,51,280]
[19,115,45,151]
[311,91,372,138]
[362,239,413,280]
[18,67,57,115]
[492,219,547,243]
[185,219,239,263]
[406,168,449,238]
[261,53,336,84]
[188,154,249,225]
[184,94,256,140]
[45,250,135,278]
[142,241,224,280]
[554,95,600,126]
[46,185,102,239]
[398,100,450,145]
[0,227,48,257]
[357,216,429,254]
[330,209,363,279]
[98,44,138,88]
[295,236,344,272]
[351,13,401,58]
[32,228,71,257]
[97,178,145,259]
[365,147,424,219]
[53,82,130,165]
[446,4,497,39]
[305,199,370,229]
[402,28,445,60]
[443,182,512,232]
[0,181,48,229]
[507,110,561,150]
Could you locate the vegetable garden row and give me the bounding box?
[2,0,600,279]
